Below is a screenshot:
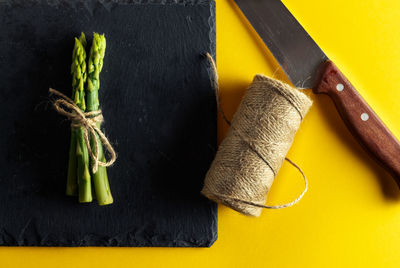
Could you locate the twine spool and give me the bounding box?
[201,56,312,216]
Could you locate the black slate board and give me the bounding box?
[0,0,217,247]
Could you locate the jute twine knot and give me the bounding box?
[202,53,312,217]
[49,88,116,173]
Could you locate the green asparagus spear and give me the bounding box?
[71,33,92,203]
[66,33,87,196]
[86,33,113,205]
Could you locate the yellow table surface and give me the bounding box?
[3,0,400,267]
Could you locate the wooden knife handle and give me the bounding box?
[314,60,400,187]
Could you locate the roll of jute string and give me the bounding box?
[48,88,116,173]
[202,53,312,217]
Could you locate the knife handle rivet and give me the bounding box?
[336,83,344,91]
[361,113,369,121]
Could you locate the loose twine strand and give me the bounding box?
[204,53,308,210]
[49,88,116,173]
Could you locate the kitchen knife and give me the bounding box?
[234,0,400,186]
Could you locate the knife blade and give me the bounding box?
[234,0,400,185]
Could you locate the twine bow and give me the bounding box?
[49,88,116,173]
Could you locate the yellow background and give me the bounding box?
[2,0,400,267]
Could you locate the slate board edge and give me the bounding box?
[203,0,218,248]
[1,0,213,8]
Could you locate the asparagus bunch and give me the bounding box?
[66,32,112,205]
